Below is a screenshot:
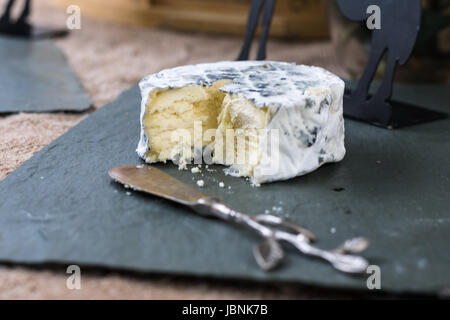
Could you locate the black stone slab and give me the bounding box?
[0,83,449,295]
[0,36,91,113]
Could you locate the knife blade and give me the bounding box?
[109,165,207,206]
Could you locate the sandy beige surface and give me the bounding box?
[0,0,365,299]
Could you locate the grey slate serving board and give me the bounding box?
[0,36,92,113]
[0,83,449,295]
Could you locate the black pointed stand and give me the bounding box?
[0,0,67,39]
[343,91,447,129]
[337,0,447,129]
[237,0,276,61]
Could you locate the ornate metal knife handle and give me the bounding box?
[194,197,370,273]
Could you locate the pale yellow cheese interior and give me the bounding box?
[143,80,270,177]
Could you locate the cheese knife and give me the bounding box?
[109,165,370,273]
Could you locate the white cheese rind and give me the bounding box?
[137,61,345,184]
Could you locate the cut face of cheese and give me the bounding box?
[142,80,270,176]
[137,61,346,184]
[143,81,227,164]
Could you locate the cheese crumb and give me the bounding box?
[219,182,225,188]
[272,206,283,213]
[191,167,200,173]
[196,180,205,187]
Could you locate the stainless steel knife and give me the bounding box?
[109,165,370,273]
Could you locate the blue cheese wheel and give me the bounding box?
[137,61,345,184]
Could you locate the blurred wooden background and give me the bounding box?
[52,0,330,39]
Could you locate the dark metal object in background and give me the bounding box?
[337,0,447,128]
[0,0,67,38]
[237,0,276,61]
